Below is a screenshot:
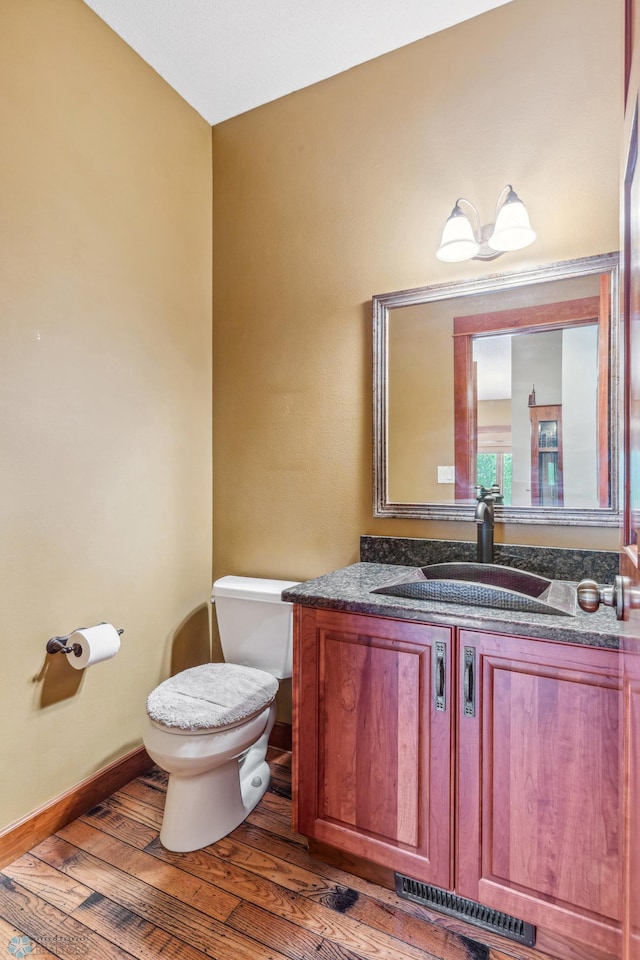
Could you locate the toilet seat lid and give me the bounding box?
[146,662,278,732]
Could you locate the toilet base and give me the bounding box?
[158,704,276,852]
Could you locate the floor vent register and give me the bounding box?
[394,874,536,947]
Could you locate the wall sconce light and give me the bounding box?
[436,185,536,262]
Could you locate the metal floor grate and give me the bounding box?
[394,874,536,947]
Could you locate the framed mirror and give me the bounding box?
[373,253,620,525]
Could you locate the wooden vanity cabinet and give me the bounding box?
[456,629,620,957]
[293,606,453,889]
[293,607,621,959]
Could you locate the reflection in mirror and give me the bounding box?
[453,285,608,508]
[373,253,620,526]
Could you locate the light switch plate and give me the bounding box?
[437,466,455,484]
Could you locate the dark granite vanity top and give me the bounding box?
[283,558,623,650]
[360,535,620,583]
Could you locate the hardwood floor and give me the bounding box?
[0,749,546,960]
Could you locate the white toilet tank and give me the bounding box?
[212,576,299,679]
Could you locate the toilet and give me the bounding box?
[143,575,299,852]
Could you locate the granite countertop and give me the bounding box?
[282,562,623,649]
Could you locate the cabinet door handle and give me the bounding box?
[434,641,446,712]
[463,646,475,717]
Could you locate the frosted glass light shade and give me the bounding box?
[436,206,480,262]
[489,191,536,252]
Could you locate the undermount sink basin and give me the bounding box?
[371,562,577,617]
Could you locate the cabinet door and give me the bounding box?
[457,630,621,956]
[293,606,453,889]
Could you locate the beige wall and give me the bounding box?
[212,0,623,606]
[0,0,213,831]
[0,0,623,826]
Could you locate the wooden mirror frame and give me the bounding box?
[372,252,621,526]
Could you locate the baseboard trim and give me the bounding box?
[269,720,292,751]
[0,745,152,869]
[1,725,290,869]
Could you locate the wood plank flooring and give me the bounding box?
[0,749,547,960]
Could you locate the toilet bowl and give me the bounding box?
[143,576,298,852]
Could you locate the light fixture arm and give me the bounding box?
[458,196,503,261]
[493,184,514,219]
[454,197,482,238]
[438,196,504,261]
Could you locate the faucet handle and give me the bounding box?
[475,484,502,502]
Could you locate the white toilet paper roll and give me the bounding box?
[68,623,121,669]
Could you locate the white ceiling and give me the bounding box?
[82,0,514,125]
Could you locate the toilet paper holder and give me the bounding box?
[46,623,125,656]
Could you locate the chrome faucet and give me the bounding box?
[475,485,502,563]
